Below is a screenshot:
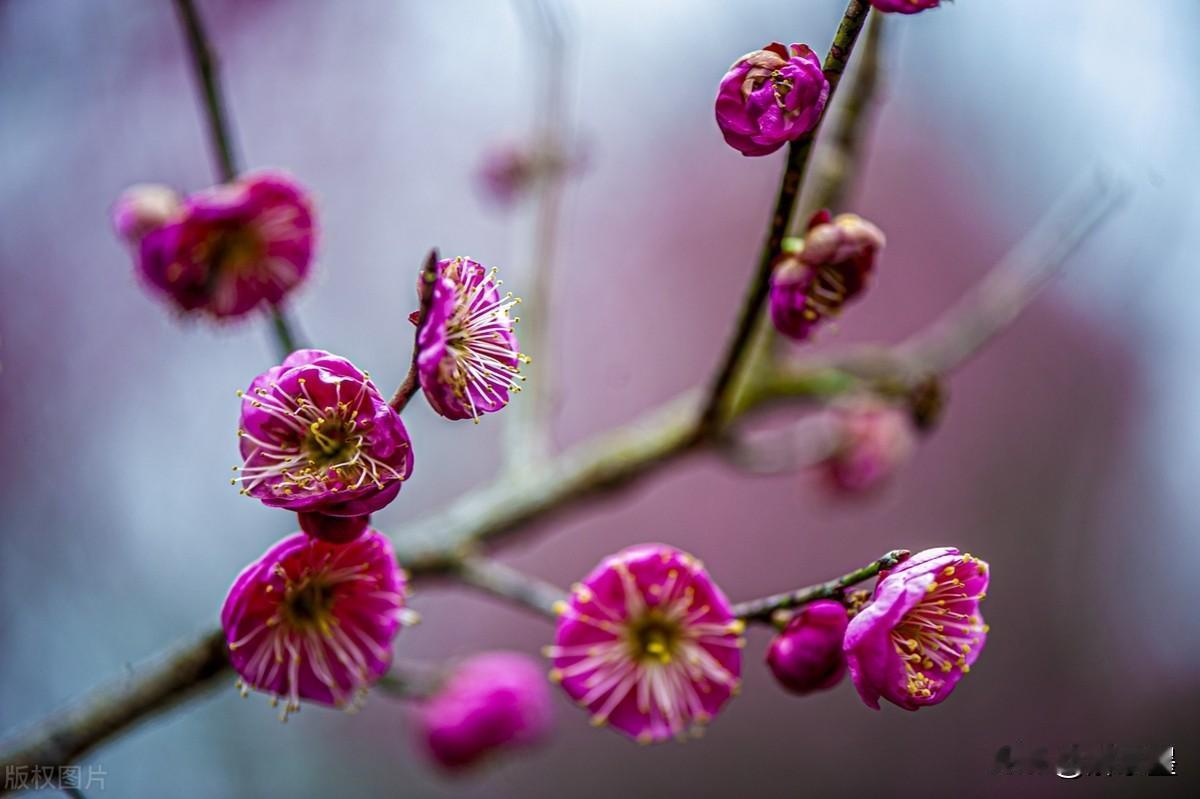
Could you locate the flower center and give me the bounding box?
[802,264,850,322]
[889,562,988,700]
[303,417,359,468]
[282,576,336,632]
[208,225,265,276]
[627,613,681,665]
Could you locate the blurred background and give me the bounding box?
[2,0,1198,796]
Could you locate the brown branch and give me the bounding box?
[390,249,440,413]
[698,0,872,436]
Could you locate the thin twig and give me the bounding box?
[698,0,872,436]
[453,556,568,620]
[390,249,440,412]
[733,549,909,623]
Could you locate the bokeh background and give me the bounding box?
[2,0,1198,796]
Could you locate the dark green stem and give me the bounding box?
[733,549,908,623]
[697,0,872,437]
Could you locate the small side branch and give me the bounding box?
[734,549,909,623]
[391,249,440,413]
[453,556,568,620]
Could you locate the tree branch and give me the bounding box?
[734,549,909,623]
[698,0,872,436]
[453,556,568,620]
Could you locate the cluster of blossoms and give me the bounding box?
[113,0,987,774]
[544,545,988,742]
[113,171,314,319]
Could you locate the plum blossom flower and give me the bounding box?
[416,652,554,771]
[415,257,528,422]
[715,42,829,157]
[766,599,849,695]
[221,528,410,719]
[769,211,886,341]
[114,170,314,319]
[234,349,413,542]
[871,0,940,14]
[822,396,917,493]
[477,144,587,207]
[545,544,744,743]
[844,547,989,711]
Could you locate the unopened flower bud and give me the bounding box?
[823,396,916,494]
[417,652,553,771]
[766,600,849,695]
[870,0,940,15]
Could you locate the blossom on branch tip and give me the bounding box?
[221,529,411,719]
[870,0,940,14]
[715,43,829,157]
[417,652,554,771]
[234,349,413,541]
[545,544,744,743]
[415,257,528,422]
[769,211,885,341]
[844,547,989,711]
[114,170,314,319]
[822,396,916,494]
[766,600,848,695]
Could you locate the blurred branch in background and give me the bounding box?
[502,0,575,473]
[172,0,303,358]
[0,1,1127,786]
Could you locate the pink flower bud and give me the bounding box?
[769,212,886,341]
[823,397,916,493]
[766,600,849,695]
[844,548,989,711]
[715,43,829,157]
[297,511,370,544]
[111,184,180,243]
[417,652,554,771]
[870,0,940,14]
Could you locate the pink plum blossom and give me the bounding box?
[221,528,410,719]
[546,544,744,743]
[769,211,886,341]
[715,43,829,157]
[416,652,554,771]
[114,170,314,319]
[415,257,527,422]
[823,396,917,493]
[844,547,989,711]
[871,0,940,14]
[234,349,413,542]
[766,599,849,695]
